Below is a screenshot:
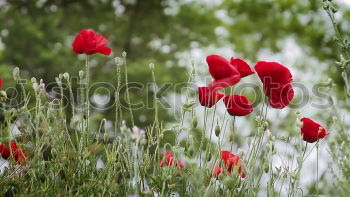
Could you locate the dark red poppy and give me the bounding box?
[255,61,294,109]
[14,148,27,165]
[72,30,112,56]
[301,118,329,143]
[206,55,241,90]
[223,95,253,116]
[0,144,10,160]
[0,78,2,88]
[213,150,246,178]
[198,87,224,108]
[160,152,184,169]
[230,58,254,78]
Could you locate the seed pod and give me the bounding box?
[215,125,221,137]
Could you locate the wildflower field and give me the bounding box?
[1,0,350,196]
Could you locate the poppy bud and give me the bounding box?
[149,63,154,70]
[63,72,69,80]
[0,90,7,102]
[191,118,198,128]
[115,162,122,172]
[215,125,221,137]
[263,121,269,131]
[206,153,212,162]
[187,147,195,158]
[122,51,127,57]
[263,162,269,173]
[229,132,234,142]
[79,70,84,79]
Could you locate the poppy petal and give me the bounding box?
[223,95,253,116]
[230,58,254,78]
[198,87,224,108]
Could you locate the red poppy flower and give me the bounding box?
[300,118,329,143]
[14,148,27,165]
[223,95,253,116]
[198,87,224,108]
[213,150,246,178]
[213,164,222,177]
[160,152,184,169]
[0,78,2,88]
[255,61,294,109]
[72,30,112,56]
[266,83,294,109]
[230,58,254,78]
[0,144,10,160]
[206,55,241,90]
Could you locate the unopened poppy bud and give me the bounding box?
[13,67,20,81]
[191,118,198,128]
[149,63,154,70]
[0,90,7,102]
[51,148,57,157]
[63,72,69,80]
[263,162,269,173]
[263,121,269,131]
[79,70,84,79]
[114,57,122,66]
[206,153,212,162]
[215,125,221,137]
[331,7,337,13]
[115,162,122,172]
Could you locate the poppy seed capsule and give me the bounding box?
[215,125,220,137]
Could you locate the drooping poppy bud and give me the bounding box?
[230,58,254,78]
[206,55,241,90]
[198,87,224,108]
[72,30,112,56]
[223,95,253,116]
[300,118,329,143]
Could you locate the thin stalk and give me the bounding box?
[122,54,135,127]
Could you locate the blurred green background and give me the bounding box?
[0,0,348,127]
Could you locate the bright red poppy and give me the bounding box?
[213,150,246,178]
[198,87,224,108]
[72,30,112,56]
[0,78,2,88]
[14,148,27,165]
[223,95,253,116]
[301,118,329,143]
[160,152,184,169]
[206,55,241,90]
[255,61,294,109]
[0,144,10,160]
[230,58,254,78]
